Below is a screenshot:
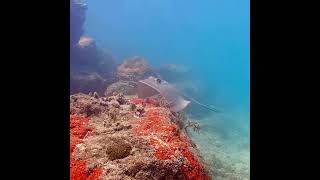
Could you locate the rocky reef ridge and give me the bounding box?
[70,93,210,179]
[70,1,210,179]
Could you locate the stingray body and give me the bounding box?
[138,76,219,112]
[138,76,191,112]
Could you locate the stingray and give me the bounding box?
[137,76,220,112]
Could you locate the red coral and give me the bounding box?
[70,159,103,180]
[131,106,209,180]
[87,168,103,180]
[154,146,175,160]
[70,159,87,180]
[70,115,92,139]
[181,150,209,180]
[70,115,102,180]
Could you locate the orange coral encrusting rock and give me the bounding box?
[130,98,209,180]
[70,115,102,180]
[70,93,209,180]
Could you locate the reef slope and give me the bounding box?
[70,93,209,180]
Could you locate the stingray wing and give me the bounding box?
[138,76,190,112]
[137,81,160,98]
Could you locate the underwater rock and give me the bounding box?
[116,95,127,105]
[70,0,87,48]
[71,36,98,67]
[105,81,138,96]
[71,36,98,71]
[70,93,108,116]
[117,56,158,81]
[70,93,210,180]
[70,36,117,95]
[70,1,117,96]
[70,0,88,77]
[70,71,108,95]
[95,49,117,79]
[109,100,120,108]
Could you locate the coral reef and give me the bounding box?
[70,93,210,179]
[117,56,158,81]
[130,102,209,180]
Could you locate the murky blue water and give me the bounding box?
[84,0,249,179]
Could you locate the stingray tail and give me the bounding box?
[182,94,220,113]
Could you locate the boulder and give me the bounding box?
[70,36,117,95]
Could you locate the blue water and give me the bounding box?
[84,0,250,179]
